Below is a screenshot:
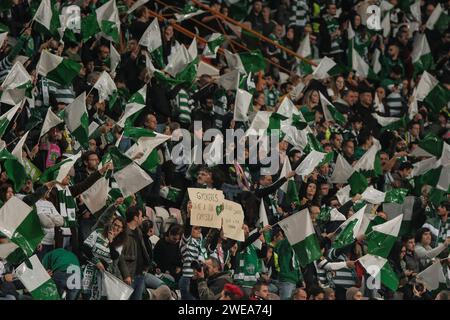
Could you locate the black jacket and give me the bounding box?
[153,237,182,278]
[120,227,151,279]
[254,177,288,225]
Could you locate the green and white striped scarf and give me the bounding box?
[56,185,77,228]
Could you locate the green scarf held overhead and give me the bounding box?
[56,185,77,228]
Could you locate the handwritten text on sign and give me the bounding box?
[188,188,224,229]
[222,200,245,241]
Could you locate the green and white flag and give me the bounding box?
[353,144,382,176]
[348,171,369,196]
[40,108,64,139]
[410,0,422,22]
[174,4,204,22]
[358,254,399,291]
[296,34,314,76]
[127,0,150,14]
[110,43,120,76]
[0,102,21,138]
[381,12,391,38]
[415,71,450,113]
[312,56,336,80]
[116,84,147,128]
[204,134,223,167]
[0,142,28,192]
[15,255,60,300]
[361,186,408,204]
[224,49,266,74]
[108,147,153,198]
[280,158,300,207]
[330,153,355,184]
[411,156,438,177]
[372,48,382,75]
[94,71,117,102]
[0,61,32,106]
[0,241,27,265]
[81,12,100,43]
[80,177,110,214]
[139,17,163,67]
[278,208,322,267]
[366,214,403,258]
[319,92,346,126]
[277,96,300,120]
[33,0,60,35]
[258,200,272,244]
[196,61,219,78]
[295,150,333,177]
[11,129,29,171]
[39,152,82,183]
[96,0,121,43]
[411,33,433,76]
[203,33,225,58]
[0,197,44,256]
[233,89,252,121]
[65,92,89,149]
[416,261,447,291]
[36,50,81,86]
[351,46,378,80]
[124,127,170,171]
[372,113,399,127]
[333,204,366,249]
[425,3,445,30]
[413,132,444,158]
[382,196,415,235]
[102,270,134,300]
[164,38,196,77]
[159,186,182,202]
[217,69,240,91]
